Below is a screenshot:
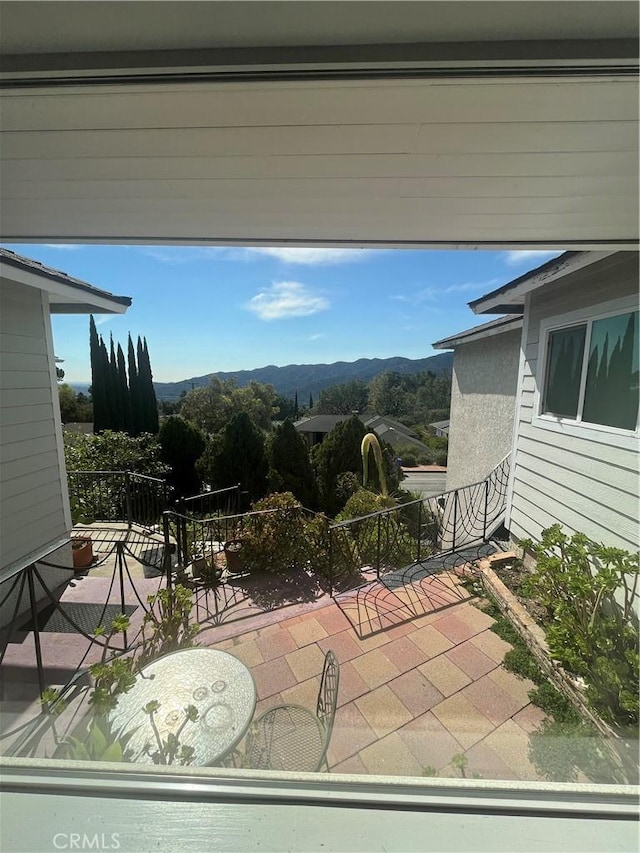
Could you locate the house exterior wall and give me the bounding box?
[0,278,72,579]
[445,329,521,492]
[508,252,639,552]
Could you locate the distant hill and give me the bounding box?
[153,353,454,402]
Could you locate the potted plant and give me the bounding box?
[72,535,94,570]
[223,539,244,574]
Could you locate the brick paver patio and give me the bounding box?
[206,581,548,780]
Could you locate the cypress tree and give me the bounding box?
[309,393,313,410]
[109,334,122,431]
[99,336,115,430]
[142,337,159,434]
[293,392,299,419]
[89,315,107,432]
[116,343,131,434]
[128,334,142,436]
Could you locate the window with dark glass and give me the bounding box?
[542,310,639,431]
[542,324,586,418]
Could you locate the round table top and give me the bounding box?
[108,647,256,766]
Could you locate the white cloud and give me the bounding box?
[308,333,326,341]
[95,315,117,326]
[504,250,563,266]
[392,278,502,306]
[246,281,330,321]
[245,247,371,265]
[44,244,81,250]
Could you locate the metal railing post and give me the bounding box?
[376,514,381,579]
[452,490,458,552]
[26,565,45,699]
[162,511,173,589]
[328,527,334,598]
[116,543,128,648]
[483,478,490,542]
[416,500,423,564]
[125,471,133,527]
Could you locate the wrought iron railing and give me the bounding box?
[423,453,511,552]
[174,484,244,519]
[327,454,511,595]
[67,470,169,528]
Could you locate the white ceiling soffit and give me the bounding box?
[0,2,637,248]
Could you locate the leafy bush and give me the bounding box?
[503,646,546,686]
[240,493,322,576]
[64,429,168,476]
[334,488,416,573]
[521,525,639,727]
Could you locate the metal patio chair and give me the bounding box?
[244,650,340,772]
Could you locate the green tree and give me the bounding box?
[128,334,142,436]
[312,415,367,516]
[197,412,268,502]
[58,383,79,423]
[137,337,159,434]
[315,380,369,415]
[89,316,108,432]
[158,415,206,497]
[267,419,319,509]
[181,377,277,434]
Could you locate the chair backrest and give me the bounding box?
[315,650,340,737]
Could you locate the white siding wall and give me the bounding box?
[446,329,521,492]
[509,252,640,551]
[0,278,71,576]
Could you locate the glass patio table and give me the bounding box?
[108,647,256,766]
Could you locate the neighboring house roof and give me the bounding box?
[468,250,618,315]
[293,414,351,433]
[374,426,431,453]
[432,315,523,349]
[429,420,450,431]
[0,247,132,314]
[364,415,416,437]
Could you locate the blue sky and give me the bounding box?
[2,243,562,384]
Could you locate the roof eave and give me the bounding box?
[468,250,618,315]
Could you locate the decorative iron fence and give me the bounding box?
[424,453,511,552]
[67,470,169,528]
[327,454,511,595]
[174,484,244,519]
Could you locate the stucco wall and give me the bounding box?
[509,251,639,552]
[446,328,521,492]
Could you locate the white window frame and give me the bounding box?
[533,294,640,448]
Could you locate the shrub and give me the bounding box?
[159,415,206,497]
[197,411,268,502]
[521,525,639,727]
[240,492,322,576]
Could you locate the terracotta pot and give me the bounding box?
[72,536,94,570]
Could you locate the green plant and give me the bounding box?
[241,493,315,575]
[528,682,582,725]
[502,646,546,686]
[137,585,200,668]
[361,433,388,496]
[89,615,136,714]
[451,752,469,777]
[142,700,199,765]
[521,525,639,727]
[58,715,135,763]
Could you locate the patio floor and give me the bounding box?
[205,590,549,780]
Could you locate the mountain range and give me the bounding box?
[152,353,454,402]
